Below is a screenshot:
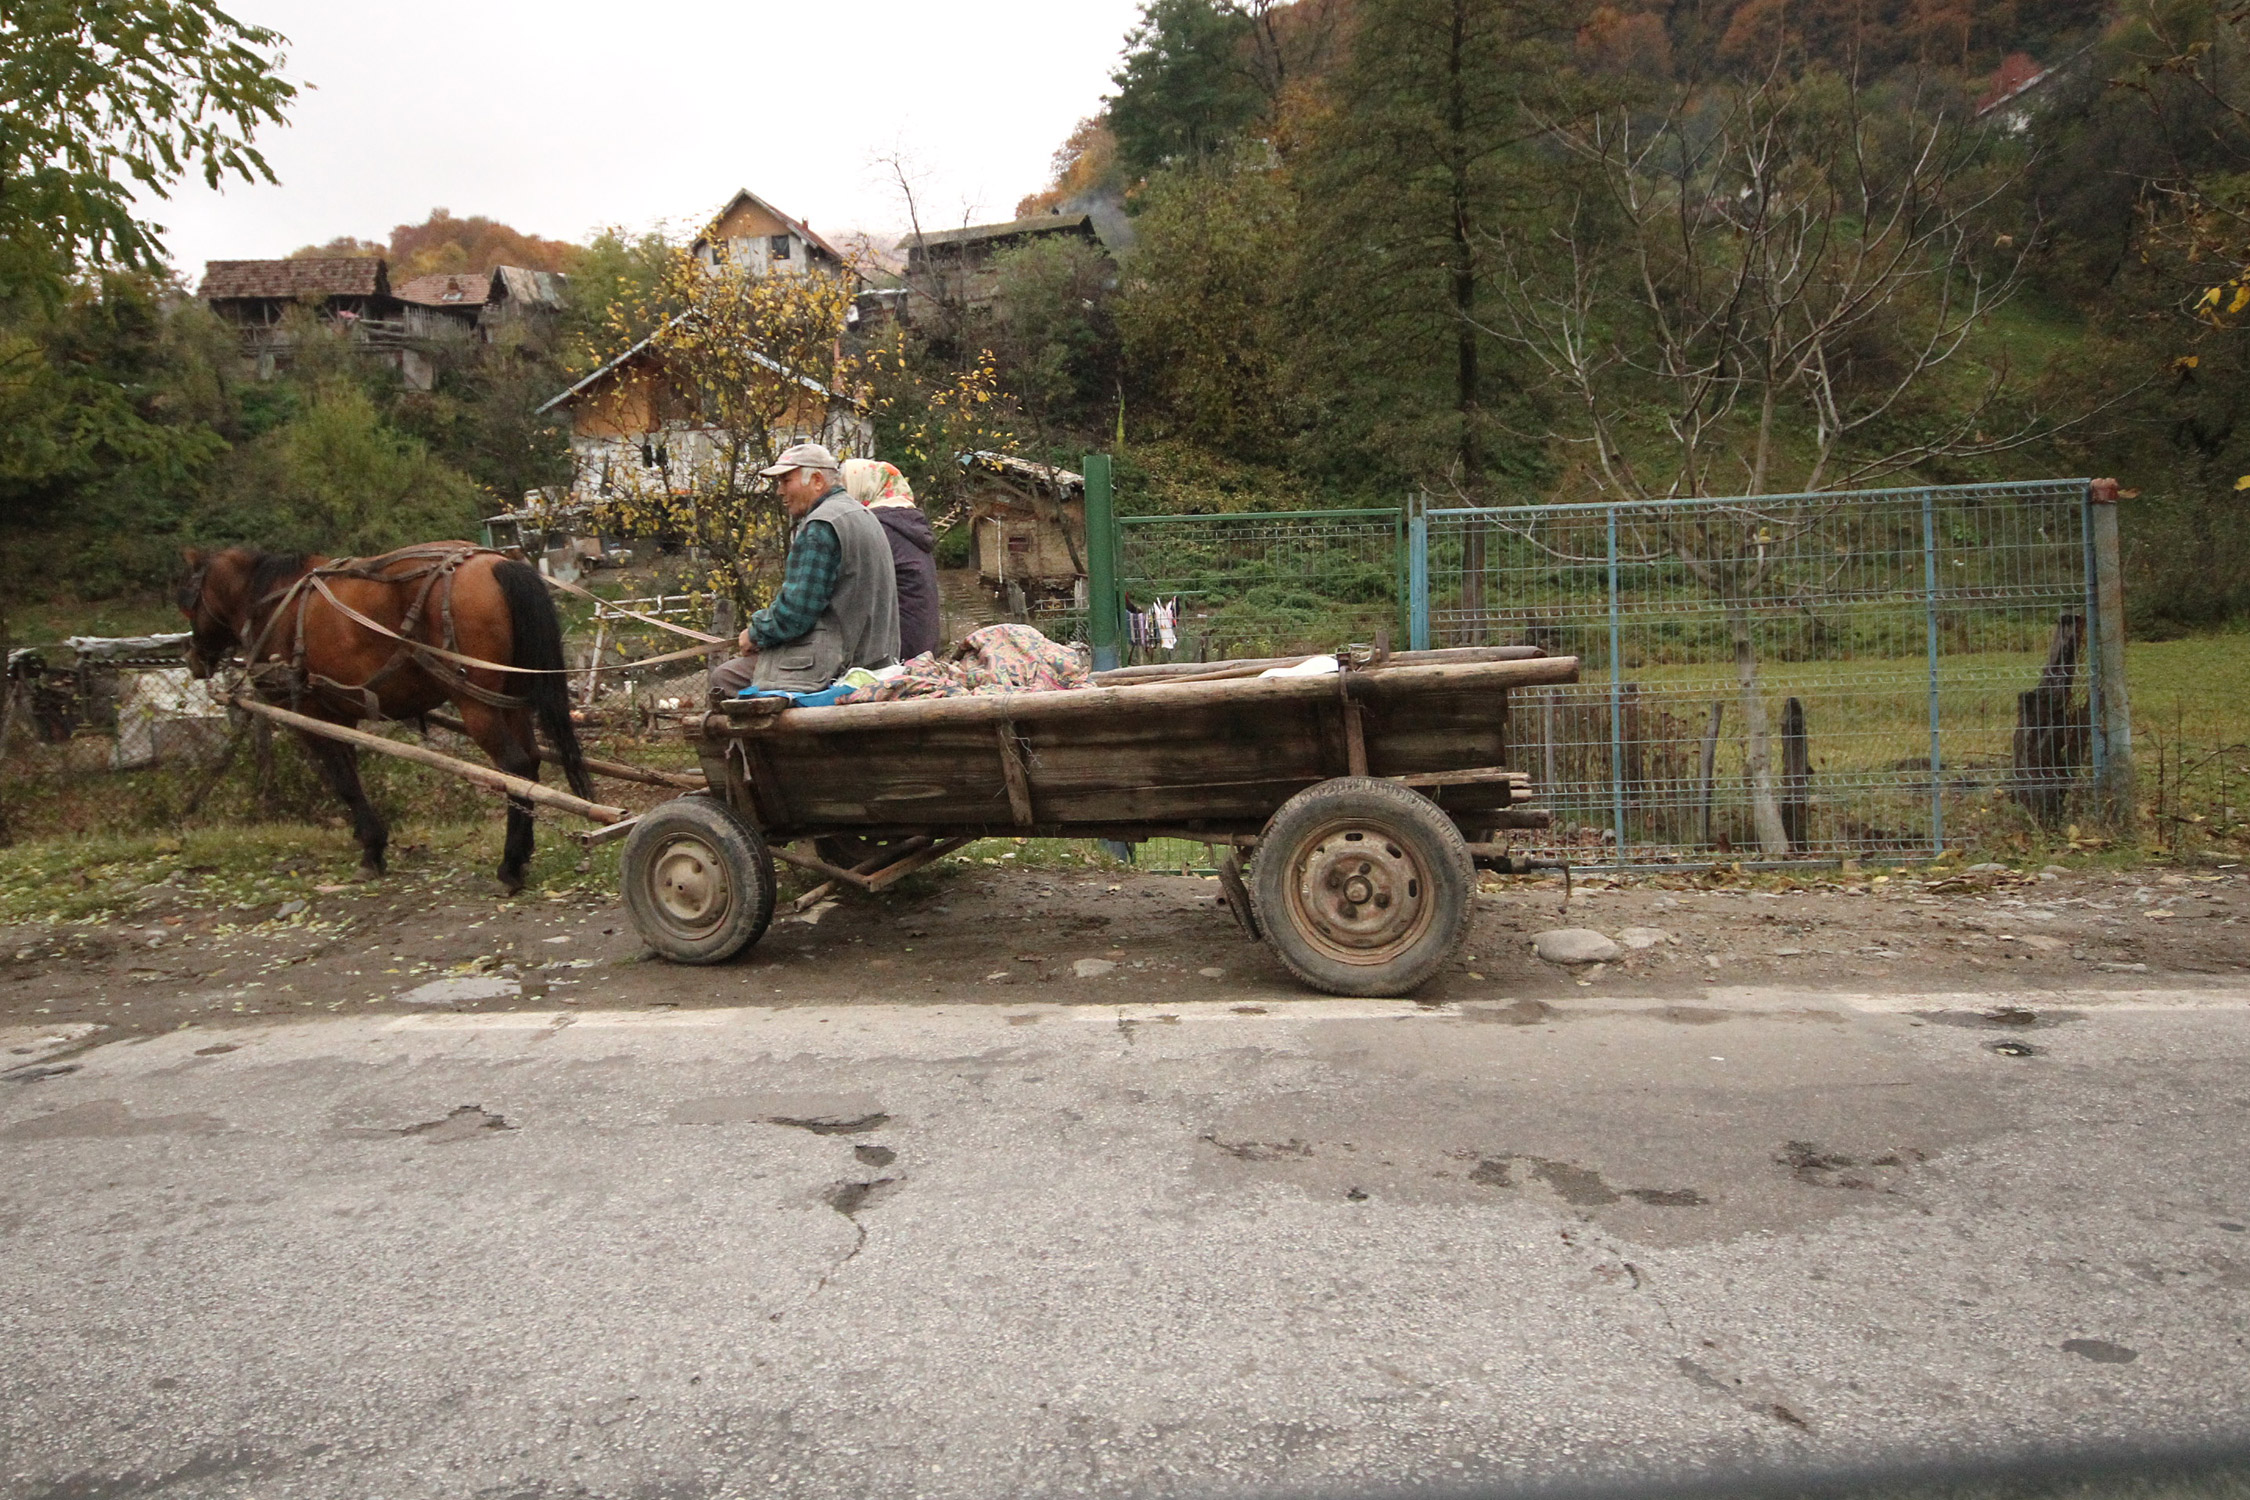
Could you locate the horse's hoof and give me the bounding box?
[353,862,383,882]
[494,874,526,898]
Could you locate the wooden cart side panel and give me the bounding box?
[732,685,1522,837]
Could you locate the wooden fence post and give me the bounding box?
[2086,479,2135,830]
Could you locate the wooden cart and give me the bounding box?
[619,647,1581,996]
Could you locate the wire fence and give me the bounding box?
[1415,480,2104,865]
[1112,509,1405,664]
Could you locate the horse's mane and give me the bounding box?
[246,550,314,603]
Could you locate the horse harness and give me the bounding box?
[242,544,538,721]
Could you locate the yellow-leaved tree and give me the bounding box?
[583,244,865,618]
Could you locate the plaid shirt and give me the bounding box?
[749,513,842,648]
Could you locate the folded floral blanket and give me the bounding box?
[845,624,1090,702]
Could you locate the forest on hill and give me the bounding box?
[1,0,2244,630]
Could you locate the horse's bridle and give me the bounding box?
[179,558,234,680]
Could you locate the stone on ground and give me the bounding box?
[1533,929,1621,965]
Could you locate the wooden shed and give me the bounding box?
[962,453,1086,600]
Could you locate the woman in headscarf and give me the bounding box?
[842,457,941,661]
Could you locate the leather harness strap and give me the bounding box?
[226,543,720,723]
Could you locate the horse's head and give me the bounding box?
[176,547,244,679]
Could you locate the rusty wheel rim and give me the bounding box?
[1283,820,1434,966]
[646,833,731,935]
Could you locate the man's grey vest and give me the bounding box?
[751,487,902,691]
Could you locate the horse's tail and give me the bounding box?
[493,558,595,801]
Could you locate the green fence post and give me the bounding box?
[1084,453,1119,672]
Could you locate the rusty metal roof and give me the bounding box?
[200,258,389,300]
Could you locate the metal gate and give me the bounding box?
[1409,480,2127,865]
[1076,457,2127,866]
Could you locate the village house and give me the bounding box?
[201,257,565,389]
[692,188,857,284]
[199,256,419,382]
[393,265,567,343]
[535,319,871,517]
[896,211,1102,315]
[536,189,871,519]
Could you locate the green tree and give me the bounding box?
[1288,0,1574,497]
[193,381,488,557]
[984,235,1120,445]
[1109,0,1264,177]
[0,0,295,301]
[1114,155,1295,454]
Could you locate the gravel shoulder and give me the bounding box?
[4,855,2246,1048]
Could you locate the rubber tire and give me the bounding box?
[1251,776,1474,997]
[621,794,775,965]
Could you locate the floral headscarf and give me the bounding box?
[842,458,917,510]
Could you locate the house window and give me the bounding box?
[769,235,792,261]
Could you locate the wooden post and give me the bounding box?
[580,619,607,707]
[2086,479,2134,829]
[1697,702,1724,847]
[1779,696,1809,851]
[708,596,736,701]
[2010,612,2083,826]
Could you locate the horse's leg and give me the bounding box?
[300,731,389,879]
[457,702,543,894]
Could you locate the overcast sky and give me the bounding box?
[145,0,1145,280]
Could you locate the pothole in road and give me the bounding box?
[1922,1007,2082,1031]
[823,1178,902,1218]
[1462,1153,1708,1207]
[771,1112,889,1135]
[1778,1140,1928,1189]
[2062,1338,2138,1364]
[399,1105,515,1142]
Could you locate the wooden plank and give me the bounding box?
[712,656,1579,734]
[229,695,628,823]
[423,709,704,790]
[1391,767,1530,789]
[1093,645,1547,683]
[995,721,1036,825]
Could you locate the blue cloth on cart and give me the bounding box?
[733,681,859,708]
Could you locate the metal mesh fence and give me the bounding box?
[1417,480,2101,865]
[1113,509,1405,664]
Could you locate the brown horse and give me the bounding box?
[177,542,594,893]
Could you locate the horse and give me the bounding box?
[177,542,595,894]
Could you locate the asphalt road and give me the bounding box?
[4,983,2250,1499]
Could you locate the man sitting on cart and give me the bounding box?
[710,443,902,698]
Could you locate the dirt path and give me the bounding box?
[4,855,2245,1049]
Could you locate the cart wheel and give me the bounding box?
[1251,776,1473,997]
[621,795,775,965]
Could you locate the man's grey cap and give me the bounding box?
[758,442,840,478]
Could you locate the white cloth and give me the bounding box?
[1258,655,1340,678]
